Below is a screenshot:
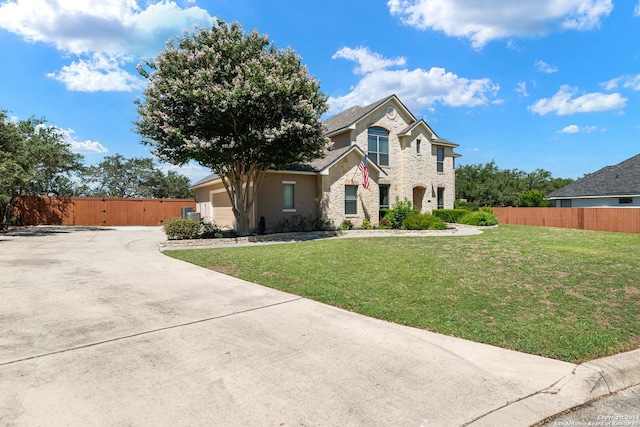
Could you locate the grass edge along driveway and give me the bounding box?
[164,224,640,363]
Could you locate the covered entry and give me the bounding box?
[413,186,426,212]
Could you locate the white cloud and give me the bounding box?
[558,124,598,133]
[559,124,580,133]
[332,47,406,74]
[54,127,109,153]
[535,60,558,73]
[515,81,529,97]
[636,1,640,16]
[47,53,146,92]
[159,162,210,182]
[529,85,627,115]
[0,0,215,91]
[328,47,499,114]
[602,74,640,91]
[387,0,613,48]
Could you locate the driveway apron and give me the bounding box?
[0,226,576,426]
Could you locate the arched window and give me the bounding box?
[368,127,389,166]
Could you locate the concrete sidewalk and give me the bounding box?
[0,226,638,426]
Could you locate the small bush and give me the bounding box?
[361,218,372,230]
[454,200,479,211]
[402,213,447,230]
[274,214,315,232]
[432,209,468,223]
[384,198,417,229]
[377,217,392,229]
[200,221,223,239]
[163,218,201,240]
[459,211,498,226]
[339,219,354,230]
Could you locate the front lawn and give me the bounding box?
[163,225,640,363]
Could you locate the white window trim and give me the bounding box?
[282,181,296,212]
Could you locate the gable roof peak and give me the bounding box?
[323,94,414,136]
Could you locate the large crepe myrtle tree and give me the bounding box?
[135,20,330,235]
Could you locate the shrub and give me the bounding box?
[384,198,417,229]
[402,213,447,230]
[516,190,550,207]
[454,200,479,211]
[459,211,499,227]
[432,209,468,223]
[200,221,223,239]
[377,217,392,229]
[274,214,315,232]
[339,219,354,230]
[163,218,201,240]
[361,218,372,230]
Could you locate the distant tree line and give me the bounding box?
[455,161,574,208]
[1,111,194,229]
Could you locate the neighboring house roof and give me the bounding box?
[546,153,640,199]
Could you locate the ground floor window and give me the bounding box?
[437,187,444,209]
[560,199,571,208]
[283,181,295,211]
[345,185,357,215]
[379,185,390,209]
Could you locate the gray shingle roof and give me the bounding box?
[323,95,397,135]
[192,172,219,187]
[547,153,640,198]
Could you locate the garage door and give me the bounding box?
[211,191,235,229]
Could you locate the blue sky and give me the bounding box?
[1,0,639,182]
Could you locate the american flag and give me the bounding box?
[359,153,370,190]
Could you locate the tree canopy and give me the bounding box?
[135,19,330,235]
[78,153,194,199]
[455,161,574,207]
[1,111,83,228]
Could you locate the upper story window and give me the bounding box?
[368,127,389,166]
[416,139,421,154]
[436,147,445,173]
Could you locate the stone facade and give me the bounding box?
[192,94,459,232]
[331,97,457,215]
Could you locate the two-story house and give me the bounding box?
[192,94,460,231]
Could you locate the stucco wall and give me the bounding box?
[257,173,319,231]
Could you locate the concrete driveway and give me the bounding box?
[0,226,637,426]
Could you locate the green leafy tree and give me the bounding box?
[135,20,329,235]
[515,189,549,207]
[151,170,194,199]
[456,161,574,207]
[0,111,83,228]
[80,153,193,198]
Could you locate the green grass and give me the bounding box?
[163,225,640,363]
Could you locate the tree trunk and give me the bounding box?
[220,163,265,237]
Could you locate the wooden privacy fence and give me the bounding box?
[493,207,640,234]
[15,196,196,226]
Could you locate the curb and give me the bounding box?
[467,348,640,426]
[158,225,489,250]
